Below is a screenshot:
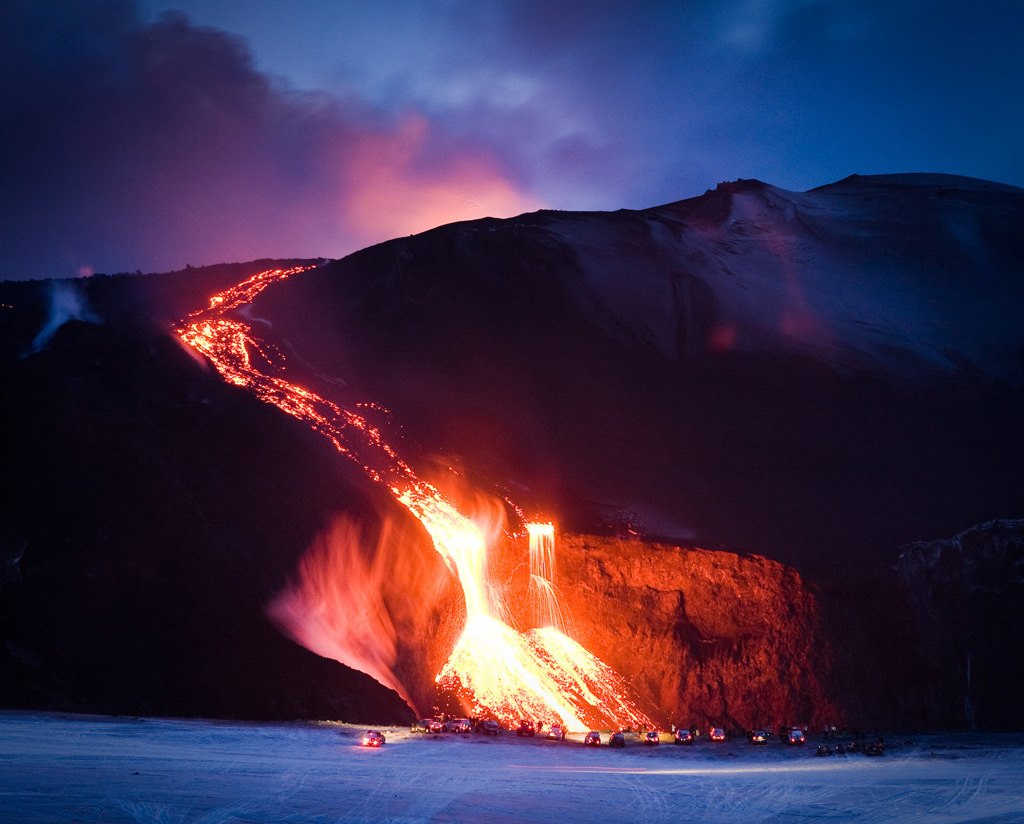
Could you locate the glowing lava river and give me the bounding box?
[177,265,652,732]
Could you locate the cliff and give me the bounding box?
[896,519,1024,729]
[489,534,839,731]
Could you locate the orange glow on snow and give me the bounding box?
[177,267,651,732]
[708,323,737,352]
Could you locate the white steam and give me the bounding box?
[29,281,101,353]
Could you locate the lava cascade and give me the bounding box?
[527,522,566,632]
[176,266,652,731]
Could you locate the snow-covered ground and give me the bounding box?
[3,711,1023,823]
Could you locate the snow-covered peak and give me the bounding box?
[538,174,1024,384]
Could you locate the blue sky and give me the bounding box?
[3,0,1022,280]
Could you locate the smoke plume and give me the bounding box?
[0,0,539,281]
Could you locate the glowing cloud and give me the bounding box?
[341,113,542,243]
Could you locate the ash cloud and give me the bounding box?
[0,0,539,281]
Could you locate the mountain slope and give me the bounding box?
[256,174,1024,571]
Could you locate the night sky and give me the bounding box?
[3,0,1022,281]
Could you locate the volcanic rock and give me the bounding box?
[491,534,839,731]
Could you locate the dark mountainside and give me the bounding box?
[1,175,1023,729]
[0,261,419,722]
[260,173,1024,573]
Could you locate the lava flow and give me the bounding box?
[527,521,566,632]
[177,266,652,731]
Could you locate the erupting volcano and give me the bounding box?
[176,267,651,731]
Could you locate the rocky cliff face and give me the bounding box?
[488,534,840,731]
[475,525,1023,732]
[896,519,1024,730]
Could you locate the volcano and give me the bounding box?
[253,173,1024,570]
[1,174,1022,729]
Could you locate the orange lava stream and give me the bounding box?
[436,618,651,732]
[527,521,567,631]
[176,266,652,732]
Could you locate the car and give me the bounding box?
[749,730,768,744]
[608,732,625,748]
[584,731,601,746]
[361,730,385,747]
[428,719,444,734]
[673,728,694,745]
[516,720,536,737]
[445,718,472,733]
[786,728,806,746]
[546,724,566,741]
[644,730,660,746]
[481,719,500,735]
[709,727,726,742]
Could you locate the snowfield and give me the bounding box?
[2,712,1023,823]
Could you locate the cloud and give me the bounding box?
[0,0,541,280]
[4,0,1023,280]
[339,112,538,241]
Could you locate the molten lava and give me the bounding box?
[177,266,651,731]
[527,521,567,632]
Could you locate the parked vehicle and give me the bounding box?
[516,720,536,737]
[749,730,768,744]
[786,728,806,746]
[546,724,566,741]
[412,718,442,733]
[481,720,500,735]
[673,728,694,744]
[609,731,625,748]
[709,727,726,742]
[361,730,386,747]
[644,730,660,746]
[584,731,601,747]
[445,718,472,733]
